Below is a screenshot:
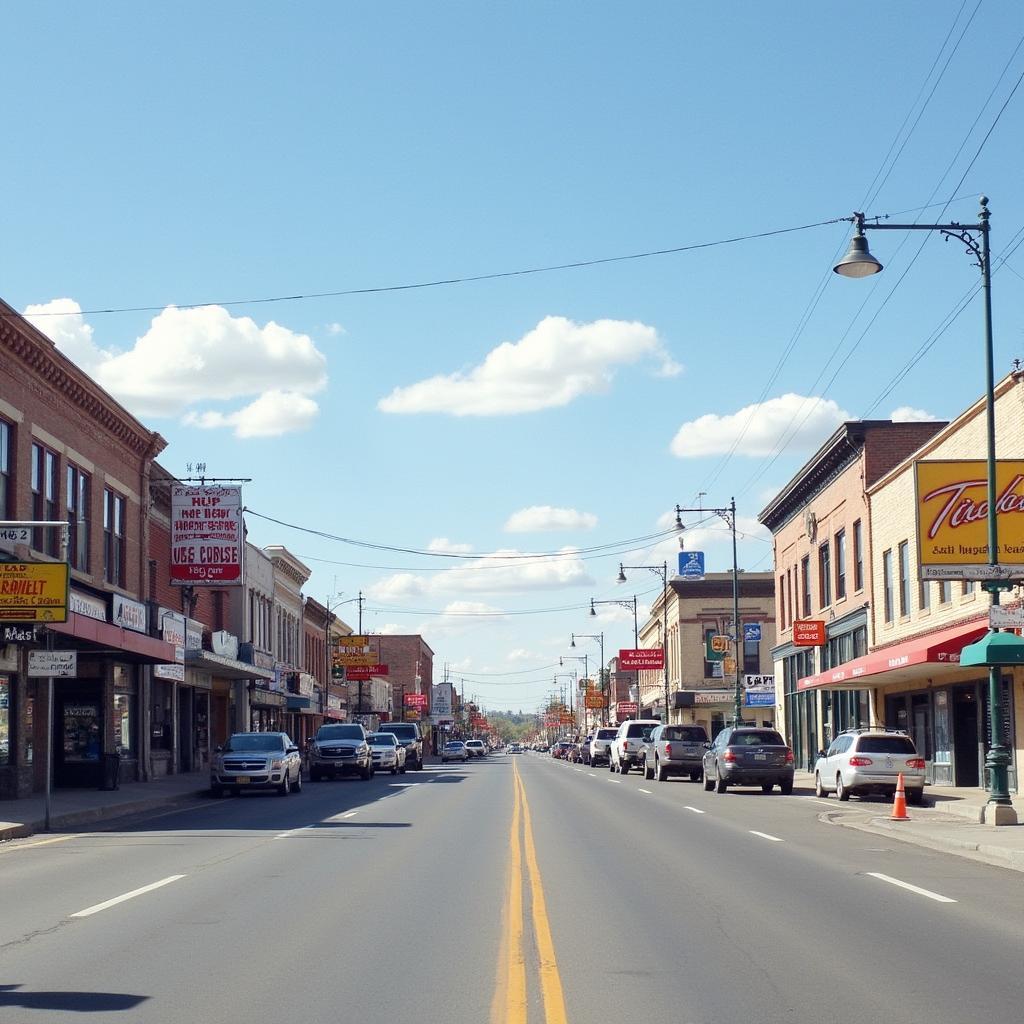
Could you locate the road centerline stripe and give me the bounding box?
[866,872,957,903]
[70,874,186,918]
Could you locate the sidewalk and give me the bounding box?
[0,772,210,842]
[797,770,1024,873]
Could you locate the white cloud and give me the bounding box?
[506,648,541,662]
[377,315,680,416]
[367,573,429,602]
[326,322,346,336]
[890,405,941,422]
[504,506,598,533]
[23,300,328,438]
[427,538,474,553]
[670,394,849,458]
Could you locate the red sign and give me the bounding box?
[404,692,428,708]
[170,485,243,586]
[619,648,664,671]
[345,664,389,680]
[615,701,638,718]
[793,620,826,646]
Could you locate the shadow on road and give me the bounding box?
[0,984,147,1012]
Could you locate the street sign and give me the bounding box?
[28,650,77,677]
[745,690,775,707]
[0,562,69,623]
[404,692,428,708]
[678,551,705,580]
[990,605,1024,628]
[793,620,826,646]
[0,527,31,544]
[334,652,377,667]
[743,623,762,643]
[619,648,664,671]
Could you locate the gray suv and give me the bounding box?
[814,729,926,803]
[642,724,709,782]
[309,723,373,781]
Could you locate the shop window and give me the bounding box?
[31,443,60,555]
[703,627,716,677]
[0,420,11,520]
[818,542,831,609]
[742,625,759,673]
[853,519,864,592]
[67,465,91,572]
[0,676,10,767]
[103,488,126,586]
[113,693,134,756]
[898,541,910,617]
[62,702,101,763]
[835,529,847,600]
[883,549,894,623]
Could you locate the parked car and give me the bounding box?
[814,728,926,803]
[642,724,709,782]
[703,727,794,794]
[308,723,373,781]
[465,739,487,758]
[211,732,303,796]
[442,740,469,763]
[382,721,424,770]
[368,732,407,775]
[610,719,661,775]
[554,740,574,759]
[575,736,593,764]
[589,727,618,767]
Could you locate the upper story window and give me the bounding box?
[0,420,11,520]
[67,465,90,572]
[103,488,126,587]
[778,574,787,630]
[939,580,952,604]
[800,556,811,618]
[853,519,864,592]
[31,443,60,556]
[898,541,910,617]
[919,578,932,612]
[818,542,832,609]
[883,549,894,623]
[742,625,760,674]
[835,529,847,600]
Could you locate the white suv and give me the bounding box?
[610,719,661,775]
[814,729,926,803]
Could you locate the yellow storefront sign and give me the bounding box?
[0,562,69,622]
[333,652,377,667]
[915,460,1024,579]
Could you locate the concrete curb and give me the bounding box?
[0,789,211,844]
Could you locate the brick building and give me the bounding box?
[371,634,433,750]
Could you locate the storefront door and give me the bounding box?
[54,685,103,788]
[953,686,980,788]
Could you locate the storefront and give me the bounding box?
[185,646,275,745]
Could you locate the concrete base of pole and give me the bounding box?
[982,802,1019,827]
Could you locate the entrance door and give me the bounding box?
[54,687,103,788]
[178,687,192,772]
[953,686,980,788]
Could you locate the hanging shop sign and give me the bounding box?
[112,594,147,633]
[915,460,1024,580]
[170,484,243,586]
[619,648,664,671]
[28,650,77,677]
[793,620,826,646]
[0,562,69,623]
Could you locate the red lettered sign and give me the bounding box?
[345,664,389,680]
[404,692,427,708]
[170,485,243,586]
[793,620,826,646]
[615,701,639,718]
[619,648,664,671]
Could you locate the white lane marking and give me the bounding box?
[749,830,784,843]
[341,811,358,818]
[588,773,598,777]
[70,875,186,918]
[574,768,584,773]
[683,806,706,814]
[638,788,653,794]
[607,779,621,785]
[866,872,957,904]
[275,824,315,839]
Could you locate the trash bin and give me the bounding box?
[100,751,121,791]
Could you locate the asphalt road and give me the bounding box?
[2,753,1024,1023]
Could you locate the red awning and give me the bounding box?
[48,612,178,664]
[797,618,989,691]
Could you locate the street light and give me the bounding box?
[834,196,1020,825]
[617,562,670,724]
[572,632,606,724]
[591,595,640,719]
[674,499,743,727]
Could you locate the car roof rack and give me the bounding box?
[838,726,909,735]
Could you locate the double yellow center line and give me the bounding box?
[492,759,568,1024]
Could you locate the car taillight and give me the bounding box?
[785,750,794,764]
[623,741,629,750]
[722,750,737,762]
[906,758,926,769]
[664,743,672,757]
[848,756,873,766]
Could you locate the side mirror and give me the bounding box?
[214,745,223,754]
[817,749,826,759]
[287,746,299,754]
[703,742,711,750]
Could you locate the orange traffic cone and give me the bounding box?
[890,772,910,821]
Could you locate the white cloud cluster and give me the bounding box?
[670,393,849,458]
[890,405,941,422]
[504,506,598,533]
[378,315,680,416]
[23,299,328,438]
[427,538,474,553]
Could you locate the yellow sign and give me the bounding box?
[915,460,1024,579]
[0,563,69,623]
[723,656,737,676]
[711,635,730,654]
[333,652,377,667]
[584,691,608,709]
[334,635,369,648]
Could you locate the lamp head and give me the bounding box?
[674,507,684,531]
[570,635,576,648]
[589,600,597,617]
[834,223,883,278]
[617,565,627,584]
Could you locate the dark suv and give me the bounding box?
[382,721,424,770]
[702,726,794,794]
[308,723,372,781]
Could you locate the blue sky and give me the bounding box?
[4,2,1023,715]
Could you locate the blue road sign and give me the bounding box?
[678,551,705,580]
[743,623,762,643]
[745,690,775,707]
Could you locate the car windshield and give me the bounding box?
[224,734,284,752]
[369,734,397,746]
[858,736,917,754]
[387,725,417,739]
[731,731,785,746]
[316,726,364,741]
[662,727,707,741]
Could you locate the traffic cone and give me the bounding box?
[890,772,910,821]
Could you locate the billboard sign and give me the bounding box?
[0,562,69,622]
[915,460,1024,580]
[619,648,664,671]
[170,484,243,586]
[431,682,453,719]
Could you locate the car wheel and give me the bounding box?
[703,771,714,792]
[609,759,615,773]
[391,767,398,775]
[644,759,654,780]
[815,772,827,798]
[779,778,794,795]
[715,767,728,794]
[293,770,302,794]
[361,764,372,780]
[836,774,850,801]
[311,770,322,782]
[761,781,774,793]
[278,773,291,796]
[657,760,669,783]
[210,784,223,798]
[907,788,925,806]
[400,765,407,774]
[620,761,629,776]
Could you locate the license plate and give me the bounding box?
[236,776,251,784]
[753,754,767,761]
